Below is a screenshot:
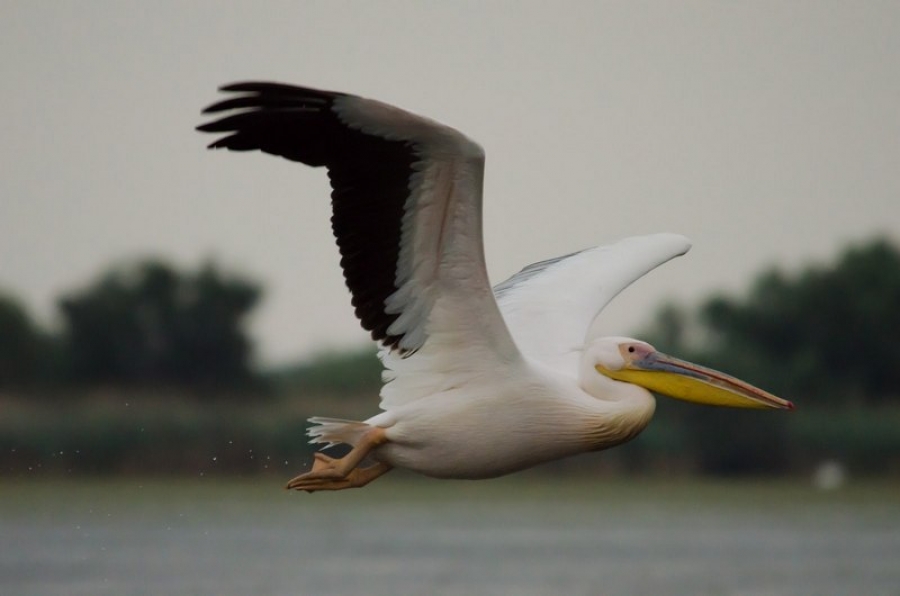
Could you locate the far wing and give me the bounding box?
[494,233,691,375]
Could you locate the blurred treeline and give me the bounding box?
[633,236,900,476]
[0,259,260,390]
[1,237,899,478]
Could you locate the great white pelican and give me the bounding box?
[198,82,793,492]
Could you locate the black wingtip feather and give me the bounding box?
[198,82,420,353]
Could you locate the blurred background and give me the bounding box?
[2,2,898,595]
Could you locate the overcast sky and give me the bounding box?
[3,1,898,365]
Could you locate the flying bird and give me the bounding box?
[198,82,793,492]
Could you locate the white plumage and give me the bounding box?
[199,83,792,491]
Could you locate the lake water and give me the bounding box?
[2,476,898,596]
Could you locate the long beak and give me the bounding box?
[599,348,794,410]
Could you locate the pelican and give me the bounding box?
[198,82,793,492]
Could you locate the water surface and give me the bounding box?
[2,476,898,595]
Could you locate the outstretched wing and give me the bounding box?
[198,82,522,405]
[494,233,692,374]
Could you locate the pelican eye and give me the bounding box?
[627,346,636,353]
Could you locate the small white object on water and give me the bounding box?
[813,460,847,490]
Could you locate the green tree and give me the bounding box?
[0,291,48,387]
[638,236,900,474]
[58,259,261,389]
[643,236,900,405]
[698,238,900,404]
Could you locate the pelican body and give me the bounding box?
[198,83,793,491]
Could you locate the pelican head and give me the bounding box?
[591,337,794,410]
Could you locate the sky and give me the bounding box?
[2,1,898,366]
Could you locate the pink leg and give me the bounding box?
[285,427,392,492]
